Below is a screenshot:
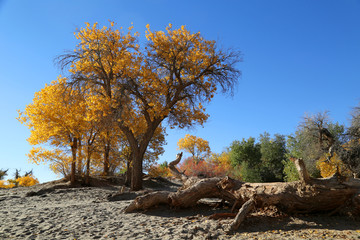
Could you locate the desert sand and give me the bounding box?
[1,177,360,240]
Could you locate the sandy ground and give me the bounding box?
[1,178,360,240]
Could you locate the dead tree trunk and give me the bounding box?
[124,155,360,230]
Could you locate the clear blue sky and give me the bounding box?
[1,0,359,182]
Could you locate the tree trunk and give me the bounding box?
[70,138,78,185]
[85,146,92,185]
[125,156,360,230]
[77,139,82,175]
[131,150,143,191]
[118,119,162,191]
[125,159,132,187]
[103,140,110,176]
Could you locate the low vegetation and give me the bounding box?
[0,169,39,189]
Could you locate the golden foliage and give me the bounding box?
[317,153,351,178]
[210,152,231,174]
[0,180,15,189]
[16,175,39,187]
[27,147,71,177]
[17,77,86,146]
[147,164,173,178]
[66,21,236,134]
[177,134,210,161]
[0,175,39,188]
[19,21,239,188]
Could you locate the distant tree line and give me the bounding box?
[152,108,360,183]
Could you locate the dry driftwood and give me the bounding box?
[124,154,360,231]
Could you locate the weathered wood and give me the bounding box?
[168,152,188,182]
[229,199,255,231]
[124,191,170,213]
[169,177,222,208]
[293,158,311,184]
[208,212,237,220]
[125,157,360,230]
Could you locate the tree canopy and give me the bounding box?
[56,22,241,190]
[177,134,211,163]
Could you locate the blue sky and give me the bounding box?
[1,0,359,182]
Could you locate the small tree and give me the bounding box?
[177,134,211,163]
[18,77,86,184]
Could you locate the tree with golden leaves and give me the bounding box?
[177,134,211,163]
[57,22,241,190]
[18,77,86,184]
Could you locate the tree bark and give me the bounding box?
[103,139,111,176]
[125,159,132,187]
[168,152,188,182]
[85,145,92,185]
[131,150,143,191]
[70,137,78,185]
[229,199,255,231]
[77,139,82,175]
[125,156,360,230]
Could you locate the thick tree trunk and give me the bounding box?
[70,138,78,185]
[131,150,143,191]
[125,156,360,230]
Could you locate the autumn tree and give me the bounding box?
[177,134,211,163]
[18,77,86,184]
[148,161,172,178]
[57,22,241,190]
[209,151,232,177]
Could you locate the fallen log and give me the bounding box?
[124,155,360,230]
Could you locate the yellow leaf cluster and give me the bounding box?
[177,134,211,161]
[66,21,229,138]
[316,153,351,178]
[210,152,231,169]
[70,22,139,83]
[17,77,86,146]
[0,180,15,189]
[16,175,39,187]
[145,23,220,80]
[27,147,71,177]
[147,164,173,178]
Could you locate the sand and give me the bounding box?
[1,178,360,240]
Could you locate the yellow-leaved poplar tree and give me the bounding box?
[57,22,241,190]
[18,77,86,184]
[177,134,211,163]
